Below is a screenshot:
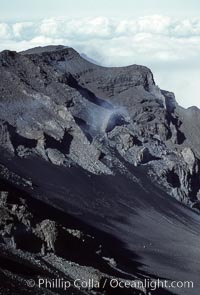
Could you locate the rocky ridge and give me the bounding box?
[0,45,200,208]
[0,45,200,294]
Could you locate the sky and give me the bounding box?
[0,0,200,108]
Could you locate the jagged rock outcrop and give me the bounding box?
[0,45,200,208]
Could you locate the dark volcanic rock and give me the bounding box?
[0,45,200,294]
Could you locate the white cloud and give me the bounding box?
[0,23,12,39]
[12,22,35,40]
[136,15,171,34]
[0,15,199,108]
